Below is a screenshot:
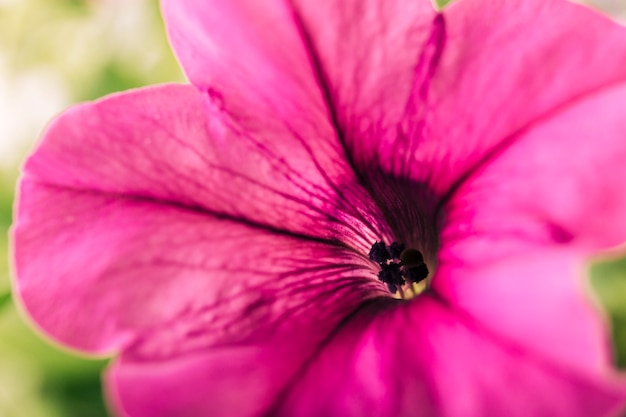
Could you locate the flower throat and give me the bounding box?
[369,241,429,299]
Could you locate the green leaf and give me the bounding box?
[589,254,626,370]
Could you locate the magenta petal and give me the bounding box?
[161,0,435,138]
[284,0,437,144]
[160,0,443,237]
[275,297,626,417]
[294,0,626,196]
[177,0,626,204]
[20,84,389,251]
[435,83,626,377]
[161,0,330,118]
[108,339,335,417]
[14,184,384,354]
[108,349,285,417]
[412,0,626,194]
[13,84,391,353]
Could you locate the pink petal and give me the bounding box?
[20,84,390,252]
[279,297,626,417]
[161,0,436,150]
[435,83,626,378]
[283,0,438,181]
[161,0,331,125]
[110,297,626,417]
[407,0,626,194]
[13,84,391,353]
[161,0,445,249]
[108,348,289,417]
[14,183,385,354]
[165,0,626,207]
[283,0,626,198]
[284,0,437,149]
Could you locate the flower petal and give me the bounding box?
[19,84,389,251]
[161,0,327,123]
[176,0,626,214]
[279,297,626,417]
[435,83,626,377]
[418,0,626,194]
[13,84,393,353]
[14,183,384,354]
[161,0,444,240]
[161,0,436,147]
[113,297,625,417]
[283,0,438,179]
[108,347,294,417]
[283,0,437,151]
[293,0,626,198]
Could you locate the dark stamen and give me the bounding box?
[405,263,429,284]
[368,241,390,263]
[399,248,424,269]
[389,242,406,259]
[378,262,405,286]
[369,240,430,294]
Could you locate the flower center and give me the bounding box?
[368,240,430,299]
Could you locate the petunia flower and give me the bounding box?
[11,0,626,415]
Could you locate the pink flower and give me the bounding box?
[12,0,626,415]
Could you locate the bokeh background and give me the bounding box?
[0,0,624,416]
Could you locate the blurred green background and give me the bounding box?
[0,0,624,416]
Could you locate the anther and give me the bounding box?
[369,241,430,295]
[368,241,390,263]
[389,242,406,259]
[378,262,405,286]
